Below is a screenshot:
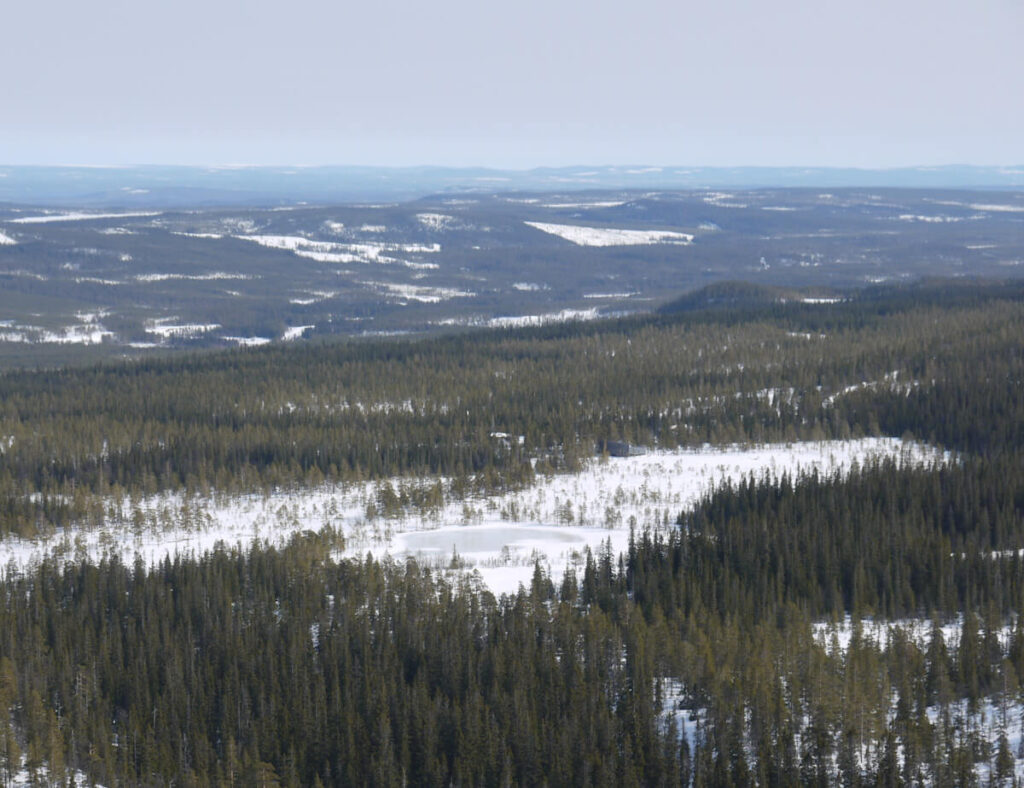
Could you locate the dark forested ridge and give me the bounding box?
[2,279,1024,785]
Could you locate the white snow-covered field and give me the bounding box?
[970,203,1024,213]
[222,335,272,347]
[0,230,17,244]
[0,312,115,345]
[172,231,224,239]
[144,320,221,339]
[360,281,475,303]
[525,221,693,247]
[282,324,313,340]
[7,211,161,224]
[135,272,253,282]
[289,290,337,305]
[541,200,627,209]
[896,213,974,223]
[416,213,457,230]
[703,192,748,209]
[583,291,638,299]
[0,439,945,597]
[236,233,440,266]
[486,308,600,328]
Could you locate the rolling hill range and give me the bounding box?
[1,186,1022,366]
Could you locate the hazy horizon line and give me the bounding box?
[3,162,1023,171]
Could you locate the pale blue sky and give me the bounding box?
[3,0,1021,167]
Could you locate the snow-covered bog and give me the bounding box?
[0,439,946,597]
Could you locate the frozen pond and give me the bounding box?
[399,524,585,556]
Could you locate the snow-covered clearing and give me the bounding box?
[541,200,626,209]
[487,308,600,328]
[703,193,747,208]
[970,203,1024,213]
[144,320,220,339]
[896,214,973,223]
[7,211,160,224]
[0,230,17,245]
[0,439,945,598]
[0,312,114,345]
[172,231,224,239]
[236,233,440,266]
[525,221,693,247]
[583,292,638,299]
[360,281,475,303]
[135,272,253,282]
[416,213,462,231]
[289,290,337,305]
[282,325,313,340]
[222,335,272,347]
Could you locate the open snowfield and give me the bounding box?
[236,233,440,265]
[0,438,946,596]
[6,211,160,223]
[524,221,694,246]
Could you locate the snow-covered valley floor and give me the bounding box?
[0,438,946,595]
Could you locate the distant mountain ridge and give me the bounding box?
[0,164,1021,207]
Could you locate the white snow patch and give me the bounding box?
[487,308,600,328]
[0,230,18,245]
[97,227,136,235]
[144,320,220,339]
[812,615,966,653]
[8,211,160,224]
[969,203,1024,213]
[541,201,627,209]
[282,325,313,340]
[172,231,225,239]
[0,310,115,345]
[236,234,440,265]
[416,213,457,230]
[361,281,475,303]
[135,272,253,282]
[703,193,747,208]
[222,336,272,347]
[525,221,693,247]
[289,290,337,305]
[896,214,967,223]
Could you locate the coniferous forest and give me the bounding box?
[2,278,1024,785]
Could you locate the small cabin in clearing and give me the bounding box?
[596,439,643,458]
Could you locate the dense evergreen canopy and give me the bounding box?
[2,279,1024,785]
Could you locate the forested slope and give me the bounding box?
[1,279,1022,536]
[2,279,1024,785]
